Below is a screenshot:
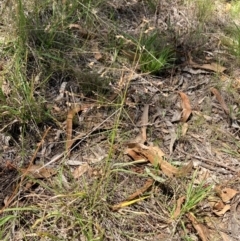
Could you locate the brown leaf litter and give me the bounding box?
[126,143,193,177]
[178,91,192,122]
[1,0,240,240]
[187,212,209,241]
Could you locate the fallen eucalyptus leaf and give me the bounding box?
[178,92,192,122]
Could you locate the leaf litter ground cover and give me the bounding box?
[0,0,240,240]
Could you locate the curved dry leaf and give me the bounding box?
[66,105,82,152]
[191,62,226,73]
[213,204,231,216]
[124,148,143,160]
[66,104,94,153]
[173,196,185,219]
[160,160,193,177]
[218,187,238,202]
[178,92,192,122]
[160,160,179,177]
[211,200,225,211]
[210,87,229,115]
[187,213,209,241]
[150,146,165,160]
[126,143,192,177]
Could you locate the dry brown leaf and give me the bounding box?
[213,204,231,216]
[73,163,91,179]
[126,143,192,177]
[124,148,144,160]
[21,165,57,179]
[127,178,153,201]
[216,187,238,202]
[160,160,179,177]
[187,213,209,241]
[162,160,193,177]
[210,87,230,115]
[66,104,93,153]
[150,146,165,161]
[192,62,226,73]
[66,105,82,152]
[127,143,163,167]
[212,200,225,211]
[172,196,185,219]
[178,92,192,122]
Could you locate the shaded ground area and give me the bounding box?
[0,0,240,240]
